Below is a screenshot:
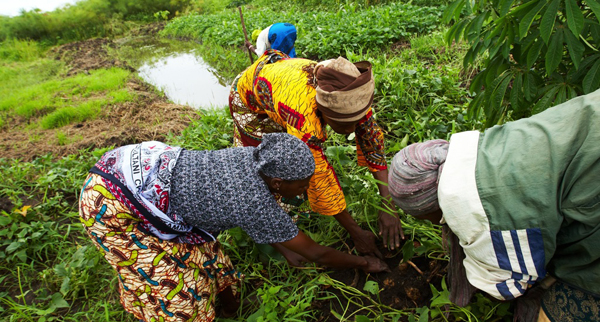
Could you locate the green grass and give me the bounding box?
[39,100,105,129]
[0,62,133,129]
[0,39,46,62]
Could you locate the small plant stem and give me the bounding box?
[427,262,442,283]
[18,266,25,305]
[350,269,359,288]
[406,260,424,276]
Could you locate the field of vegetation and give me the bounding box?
[1,0,598,321]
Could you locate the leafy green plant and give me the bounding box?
[153,10,170,21]
[444,0,600,127]
[166,107,233,150]
[246,283,315,321]
[161,3,443,60]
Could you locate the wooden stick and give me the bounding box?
[238,6,254,65]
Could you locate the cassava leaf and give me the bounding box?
[545,29,564,75]
[587,0,600,23]
[540,0,559,44]
[467,92,485,121]
[533,86,560,114]
[555,85,567,105]
[518,1,547,39]
[499,0,516,17]
[569,53,600,82]
[565,0,585,36]
[564,29,585,70]
[486,16,508,41]
[510,72,523,111]
[523,72,538,101]
[442,0,466,23]
[469,69,487,93]
[483,72,511,125]
[521,29,541,51]
[465,12,488,43]
[527,37,544,68]
[583,59,600,93]
[491,73,512,112]
[454,19,470,43]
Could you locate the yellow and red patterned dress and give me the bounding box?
[229,50,387,216]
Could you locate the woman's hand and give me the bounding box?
[371,169,405,249]
[362,255,391,273]
[378,208,404,250]
[283,250,308,267]
[351,228,383,259]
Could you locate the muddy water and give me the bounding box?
[119,37,230,110]
[138,53,230,109]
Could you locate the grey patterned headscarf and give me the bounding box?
[388,139,449,216]
[255,133,315,181]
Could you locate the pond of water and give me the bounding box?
[119,37,230,110]
[138,53,231,109]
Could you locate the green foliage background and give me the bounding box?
[0,0,193,44]
[444,0,600,127]
[162,3,442,59]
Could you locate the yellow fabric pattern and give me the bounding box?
[231,52,387,216]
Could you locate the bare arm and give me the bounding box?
[275,231,389,272]
[372,169,404,249]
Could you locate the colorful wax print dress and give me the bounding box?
[79,142,299,322]
[438,89,600,321]
[229,50,387,216]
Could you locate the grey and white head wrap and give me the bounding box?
[254,133,315,181]
[388,139,449,216]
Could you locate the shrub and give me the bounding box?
[444,0,600,127]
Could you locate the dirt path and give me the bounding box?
[0,33,200,161]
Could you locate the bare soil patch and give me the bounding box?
[391,40,412,53]
[50,38,133,76]
[315,243,447,321]
[0,36,200,161]
[0,196,12,213]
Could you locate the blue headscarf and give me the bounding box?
[268,23,297,58]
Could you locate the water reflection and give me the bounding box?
[138,53,230,110]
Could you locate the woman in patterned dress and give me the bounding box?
[79,133,389,322]
[229,51,404,265]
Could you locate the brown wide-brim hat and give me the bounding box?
[315,57,375,123]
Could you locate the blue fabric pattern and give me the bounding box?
[490,228,547,300]
[268,23,297,58]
